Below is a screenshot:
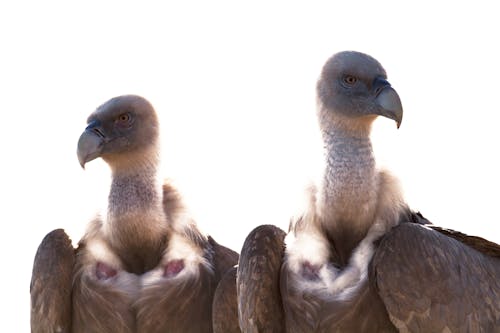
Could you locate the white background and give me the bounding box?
[1,1,499,331]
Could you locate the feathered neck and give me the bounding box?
[104,147,170,273]
[108,161,162,217]
[317,116,379,264]
[105,145,163,217]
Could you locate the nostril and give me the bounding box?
[92,128,105,138]
[85,120,105,138]
[373,77,390,96]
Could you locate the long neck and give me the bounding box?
[108,163,162,218]
[321,128,376,209]
[105,153,169,273]
[318,121,379,264]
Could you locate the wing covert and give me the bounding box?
[372,222,500,332]
[31,229,75,333]
[237,224,287,333]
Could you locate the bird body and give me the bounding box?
[283,52,405,307]
[70,183,217,333]
[31,95,238,332]
[237,51,500,332]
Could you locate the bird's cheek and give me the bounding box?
[102,136,130,155]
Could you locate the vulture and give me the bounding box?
[30,95,239,333]
[236,51,500,332]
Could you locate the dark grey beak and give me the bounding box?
[373,77,403,128]
[77,121,105,169]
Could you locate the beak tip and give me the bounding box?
[77,152,87,169]
[375,86,403,130]
[77,129,104,170]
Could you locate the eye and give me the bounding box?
[342,75,358,86]
[115,113,132,127]
[118,113,130,122]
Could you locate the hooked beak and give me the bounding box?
[373,77,403,129]
[77,120,105,169]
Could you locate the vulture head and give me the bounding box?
[77,95,160,171]
[317,51,403,134]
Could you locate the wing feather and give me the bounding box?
[210,236,240,333]
[372,222,500,332]
[213,267,240,333]
[237,224,287,333]
[31,229,75,333]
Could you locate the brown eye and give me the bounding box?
[118,114,130,122]
[116,113,132,127]
[343,75,358,86]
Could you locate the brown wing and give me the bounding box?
[31,229,75,333]
[237,224,287,333]
[209,234,240,333]
[209,235,239,280]
[210,235,240,333]
[429,225,500,258]
[213,267,240,333]
[372,222,500,332]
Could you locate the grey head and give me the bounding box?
[317,51,403,131]
[77,95,160,170]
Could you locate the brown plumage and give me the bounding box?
[373,221,500,332]
[30,229,74,332]
[237,51,500,332]
[238,225,287,333]
[212,267,240,333]
[30,95,238,332]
